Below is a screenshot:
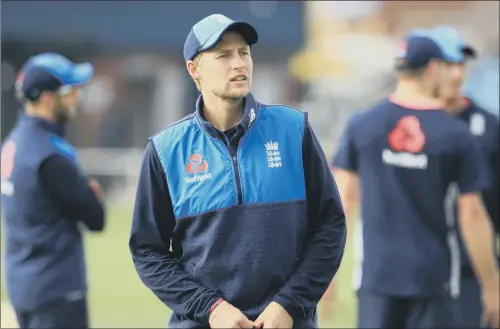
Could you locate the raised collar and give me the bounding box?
[195,93,260,139]
[19,112,66,137]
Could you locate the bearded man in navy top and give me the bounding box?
[129,14,346,329]
[1,53,106,329]
[427,26,500,328]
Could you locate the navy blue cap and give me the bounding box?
[15,53,93,101]
[183,14,258,62]
[395,26,476,70]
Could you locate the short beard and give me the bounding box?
[213,90,248,102]
[53,106,70,124]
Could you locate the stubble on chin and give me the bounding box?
[215,89,249,101]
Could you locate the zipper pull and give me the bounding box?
[232,156,237,164]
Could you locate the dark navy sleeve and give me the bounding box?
[273,120,347,318]
[331,115,358,171]
[485,121,499,233]
[38,155,105,231]
[454,129,492,195]
[129,141,222,323]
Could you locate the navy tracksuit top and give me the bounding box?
[129,93,347,328]
[1,115,93,310]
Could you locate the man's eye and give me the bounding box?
[218,53,229,59]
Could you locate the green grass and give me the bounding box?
[2,204,357,328]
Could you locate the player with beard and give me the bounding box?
[129,14,346,329]
[430,26,499,328]
[1,53,105,329]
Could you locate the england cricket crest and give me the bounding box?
[469,113,485,136]
[265,141,282,168]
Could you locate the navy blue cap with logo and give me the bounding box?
[15,53,94,102]
[183,14,259,62]
[395,26,476,70]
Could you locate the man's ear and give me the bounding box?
[186,60,200,79]
[38,91,54,106]
[426,60,440,76]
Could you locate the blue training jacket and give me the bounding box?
[129,93,346,328]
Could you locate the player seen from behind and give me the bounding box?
[329,28,499,328]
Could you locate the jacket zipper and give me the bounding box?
[222,135,243,205]
[229,142,243,206]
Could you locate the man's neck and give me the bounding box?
[25,104,55,123]
[392,80,443,109]
[202,92,245,132]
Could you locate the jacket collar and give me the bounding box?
[195,93,260,139]
[19,112,66,137]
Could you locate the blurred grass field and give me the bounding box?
[1,203,357,328]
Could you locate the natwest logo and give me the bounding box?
[186,154,208,174]
[387,116,426,153]
[185,154,212,184]
[383,116,428,170]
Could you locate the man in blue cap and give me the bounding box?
[429,26,500,328]
[329,28,499,328]
[1,53,106,328]
[129,14,346,329]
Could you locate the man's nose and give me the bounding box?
[231,54,245,70]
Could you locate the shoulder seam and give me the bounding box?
[150,113,195,139]
[260,103,306,114]
[260,103,307,144]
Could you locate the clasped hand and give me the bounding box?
[209,301,293,329]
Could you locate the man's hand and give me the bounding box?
[481,276,500,329]
[255,302,293,329]
[320,279,338,319]
[209,300,255,329]
[88,178,104,200]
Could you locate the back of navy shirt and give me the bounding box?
[332,98,491,297]
[455,98,499,275]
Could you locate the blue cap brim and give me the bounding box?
[462,45,476,59]
[199,21,258,52]
[66,63,94,86]
[443,46,476,63]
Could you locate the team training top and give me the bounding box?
[332,96,491,297]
